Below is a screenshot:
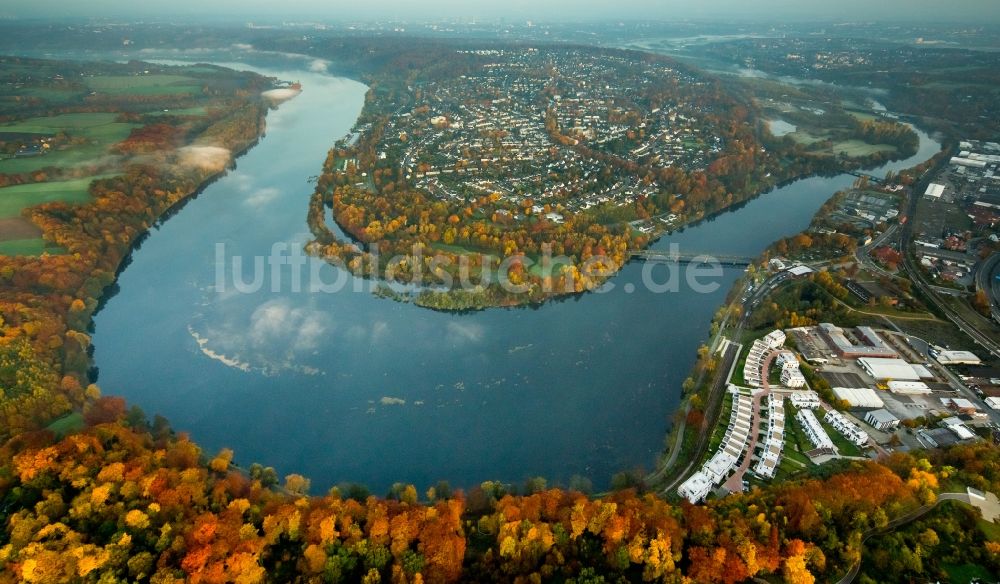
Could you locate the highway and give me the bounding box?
[974,251,1000,322]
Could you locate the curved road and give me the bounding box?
[835,491,976,584]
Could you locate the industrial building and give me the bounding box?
[940,417,976,441]
[857,357,928,381]
[865,409,900,431]
[924,183,947,197]
[832,386,885,408]
[942,397,979,415]
[932,349,982,366]
[887,380,932,395]
[818,324,897,359]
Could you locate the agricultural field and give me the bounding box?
[0,57,272,255]
[0,175,113,218]
[83,74,203,96]
[0,113,139,174]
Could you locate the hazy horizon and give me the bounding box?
[5,0,1000,24]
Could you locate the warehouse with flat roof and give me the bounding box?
[832,386,885,408]
[933,350,982,365]
[858,357,924,381]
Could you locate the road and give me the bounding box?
[974,251,1000,322]
[854,223,899,279]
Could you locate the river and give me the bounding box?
[91,58,942,493]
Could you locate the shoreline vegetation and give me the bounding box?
[0,55,284,439]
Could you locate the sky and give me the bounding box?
[4,0,998,23]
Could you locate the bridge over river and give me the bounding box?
[630,249,755,267]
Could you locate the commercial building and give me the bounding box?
[865,409,900,431]
[933,350,982,366]
[832,386,885,409]
[796,409,836,454]
[763,330,786,348]
[986,396,1000,410]
[824,410,870,447]
[887,380,932,395]
[776,350,806,388]
[857,357,925,381]
[818,324,897,359]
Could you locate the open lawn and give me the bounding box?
[84,74,202,96]
[846,110,879,122]
[0,175,113,218]
[832,140,897,157]
[942,562,995,583]
[977,517,1000,541]
[1,112,124,134]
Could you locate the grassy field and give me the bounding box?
[151,106,209,117]
[45,412,84,439]
[832,140,897,157]
[83,74,202,96]
[942,562,995,582]
[0,238,54,256]
[0,175,114,218]
[978,517,1000,541]
[846,110,879,122]
[0,113,138,174]
[787,129,828,145]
